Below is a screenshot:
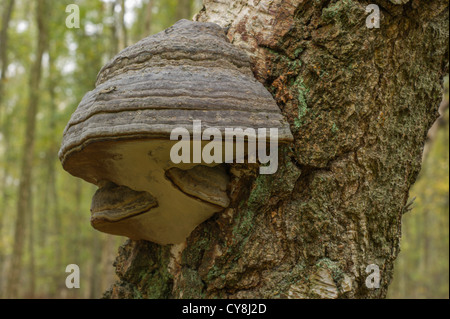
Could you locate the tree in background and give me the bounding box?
[6,0,48,298]
[0,0,15,293]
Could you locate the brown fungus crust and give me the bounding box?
[59,19,292,166]
[59,19,293,244]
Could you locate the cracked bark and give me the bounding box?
[104,0,449,299]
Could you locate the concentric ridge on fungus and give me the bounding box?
[59,19,293,166]
[58,19,294,244]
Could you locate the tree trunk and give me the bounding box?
[50,144,63,297]
[144,0,154,36]
[0,115,12,298]
[104,0,449,299]
[27,194,36,297]
[38,53,57,248]
[119,0,128,50]
[0,0,15,118]
[109,2,119,58]
[0,0,15,269]
[100,237,119,294]
[67,179,82,298]
[6,0,48,299]
[176,0,192,21]
[89,233,102,298]
[0,0,15,298]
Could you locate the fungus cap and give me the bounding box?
[59,19,293,244]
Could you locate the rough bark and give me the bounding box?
[104,0,448,299]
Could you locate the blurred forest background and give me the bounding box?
[0,0,448,299]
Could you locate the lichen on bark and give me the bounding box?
[104,0,449,299]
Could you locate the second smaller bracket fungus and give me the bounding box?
[166,165,230,208]
[90,182,158,236]
[59,19,293,245]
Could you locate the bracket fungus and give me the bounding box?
[59,19,293,245]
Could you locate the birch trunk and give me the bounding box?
[105,0,449,299]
